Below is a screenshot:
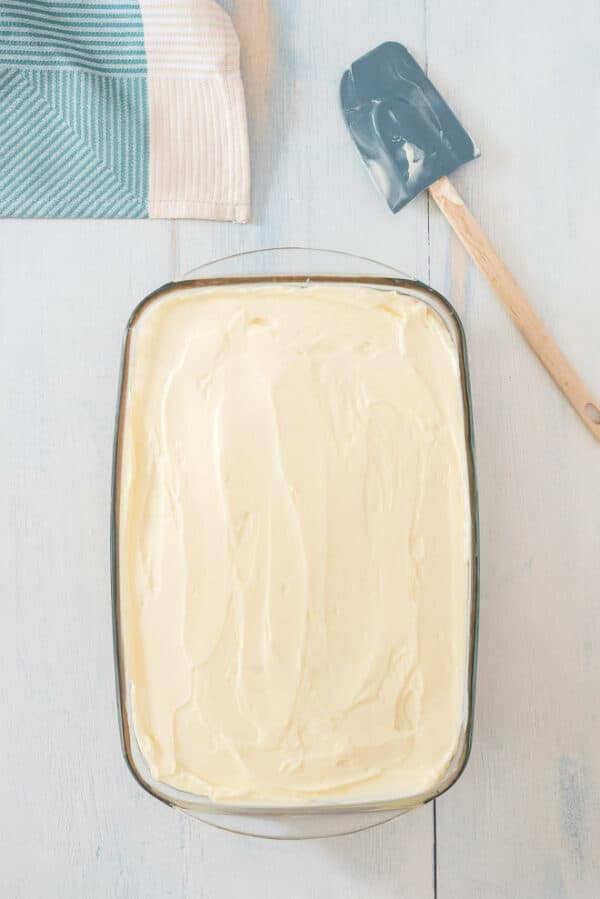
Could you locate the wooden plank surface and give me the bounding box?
[426,1,600,897]
[1,1,599,897]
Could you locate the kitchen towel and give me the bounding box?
[0,0,251,220]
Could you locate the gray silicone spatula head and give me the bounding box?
[340,42,480,213]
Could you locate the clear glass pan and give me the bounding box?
[111,248,480,839]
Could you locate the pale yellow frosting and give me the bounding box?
[118,282,471,804]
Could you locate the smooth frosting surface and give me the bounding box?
[119,282,471,804]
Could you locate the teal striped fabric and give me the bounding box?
[0,0,149,217]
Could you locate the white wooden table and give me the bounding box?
[2,1,599,896]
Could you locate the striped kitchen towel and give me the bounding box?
[0,0,251,220]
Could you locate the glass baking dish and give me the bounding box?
[111,248,479,839]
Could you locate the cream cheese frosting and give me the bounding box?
[118,282,471,804]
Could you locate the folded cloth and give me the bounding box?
[0,0,250,220]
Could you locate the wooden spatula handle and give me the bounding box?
[429,176,600,442]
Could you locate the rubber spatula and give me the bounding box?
[340,42,600,441]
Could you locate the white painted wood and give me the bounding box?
[426,1,600,896]
[2,0,599,896]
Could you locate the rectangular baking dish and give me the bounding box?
[111,256,479,838]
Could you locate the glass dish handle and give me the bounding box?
[180,246,413,282]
